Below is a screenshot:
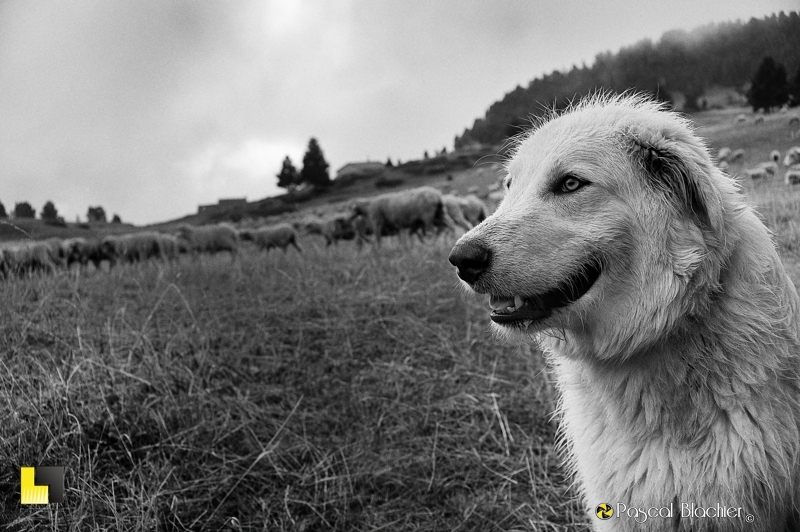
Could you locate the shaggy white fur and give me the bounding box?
[450,93,800,531]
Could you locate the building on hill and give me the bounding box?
[198,198,248,214]
[335,161,387,185]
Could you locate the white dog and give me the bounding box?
[449,94,800,532]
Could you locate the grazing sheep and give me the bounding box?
[106,232,162,263]
[156,233,181,260]
[756,161,779,177]
[745,166,769,180]
[176,223,238,256]
[771,149,781,164]
[736,113,747,123]
[99,235,128,265]
[784,146,800,167]
[730,148,746,163]
[458,195,488,227]
[717,147,732,162]
[350,186,453,245]
[2,241,56,276]
[784,168,800,185]
[790,117,800,139]
[65,237,105,269]
[755,114,765,124]
[241,223,301,253]
[449,93,800,532]
[43,237,67,267]
[303,213,361,247]
[442,194,473,232]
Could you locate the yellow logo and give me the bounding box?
[596,503,614,519]
[20,466,64,505]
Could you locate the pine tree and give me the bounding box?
[748,56,789,112]
[300,138,331,188]
[789,62,800,107]
[40,201,58,220]
[276,156,300,191]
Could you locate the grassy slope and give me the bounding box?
[0,240,583,531]
[1,108,799,530]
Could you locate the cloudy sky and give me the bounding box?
[0,0,796,225]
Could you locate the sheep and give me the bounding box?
[769,149,780,164]
[784,168,800,185]
[717,147,731,162]
[784,146,800,167]
[736,113,747,124]
[303,213,360,247]
[350,186,453,245]
[103,232,162,264]
[176,223,238,256]
[730,148,746,163]
[2,241,56,276]
[156,233,181,260]
[755,115,765,124]
[65,237,105,269]
[43,237,67,267]
[744,166,769,180]
[756,161,779,177]
[442,194,473,232]
[466,185,480,195]
[458,195,488,227]
[241,223,302,253]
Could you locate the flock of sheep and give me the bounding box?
[0,186,488,279]
[719,145,800,184]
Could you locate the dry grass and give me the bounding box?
[0,238,587,531]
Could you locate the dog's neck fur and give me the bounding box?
[538,210,800,531]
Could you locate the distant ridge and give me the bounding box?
[455,11,800,148]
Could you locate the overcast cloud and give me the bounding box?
[0,0,796,225]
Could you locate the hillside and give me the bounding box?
[146,146,506,231]
[455,11,800,148]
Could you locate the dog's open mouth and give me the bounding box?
[489,260,601,325]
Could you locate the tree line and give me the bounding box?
[455,11,800,148]
[0,200,121,224]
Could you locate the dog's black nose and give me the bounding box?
[449,240,491,283]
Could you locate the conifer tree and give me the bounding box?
[300,138,331,188]
[748,56,789,112]
[276,156,300,191]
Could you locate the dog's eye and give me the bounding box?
[505,178,512,190]
[558,176,585,193]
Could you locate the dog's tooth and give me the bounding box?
[514,295,523,309]
[490,295,514,310]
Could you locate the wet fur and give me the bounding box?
[453,94,800,531]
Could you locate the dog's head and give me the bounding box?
[449,94,736,361]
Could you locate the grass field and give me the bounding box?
[2,108,800,531]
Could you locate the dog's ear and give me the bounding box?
[628,129,726,286]
[632,135,723,233]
